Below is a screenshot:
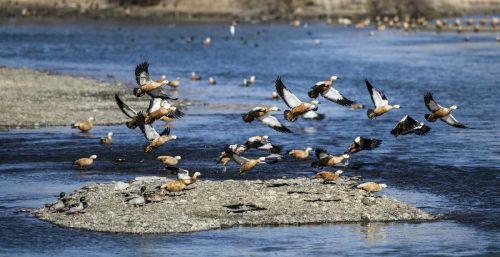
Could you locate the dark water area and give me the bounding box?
[0,20,499,256]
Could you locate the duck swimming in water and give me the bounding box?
[311,149,349,168]
[424,92,466,128]
[345,136,382,154]
[74,155,97,169]
[365,79,400,119]
[191,72,201,81]
[156,155,181,166]
[289,147,313,159]
[136,112,177,153]
[72,117,94,132]
[100,132,113,145]
[242,106,291,133]
[391,115,431,137]
[134,62,168,97]
[309,76,363,108]
[275,77,321,122]
[315,170,343,183]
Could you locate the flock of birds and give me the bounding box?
[56,17,476,213]
[62,58,468,213]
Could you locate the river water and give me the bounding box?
[0,20,498,256]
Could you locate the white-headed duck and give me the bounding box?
[315,170,343,182]
[74,155,97,169]
[100,132,113,145]
[289,147,313,159]
[72,117,94,132]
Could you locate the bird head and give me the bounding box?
[393,105,401,109]
[88,117,95,122]
[262,135,269,140]
[170,135,178,140]
[342,154,350,159]
[193,172,202,178]
[258,157,267,162]
[90,155,97,159]
[330,76,339,81]
[354,136,361,143]
[270,106,280,111]
[335,170,344,175]
[311,100,320,105]
[108,132,113,137]
[450,105,458,110]
[380,184,388,188]
[175,156,182,160]
[306,147,313,152]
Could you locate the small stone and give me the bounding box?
[362,197,376,206]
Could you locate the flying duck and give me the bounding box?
[275,77,320,122]
[391,115,431,137]
[72,117,94,132]
[115,94,139,129]
[424,92,466,128]
[309,76,363,108]
[242,106,291,133]
[315,170,343,183]
[49,192,68,212]
[134,62,168,97]
[156,155,181,166]
[232,155,267,175]
[243,135,281,154]
[289,147,313,159]
[217,147,235,172]
[145,97,184,124]
[357,182,387,193]
[74,155,97,169]
[100,132,113,145]
[136,112,177,153]
[66,196,88,214]
[208,77,216,85]
[311,149,349,168]
[365,79,400,119]
[191,72,201,81]
[345,136,382,154]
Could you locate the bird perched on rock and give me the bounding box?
[49,192,68,212]
[365,79,400,119]
[345,136,382,154]
[161,167,201,194]
[424,92,466,128]
[134,62,169,97]
[66,196,88,214]
[357,182,387,193]
[289,147,313,159]
[309,76,363,109]
[74,155,97,169]
[157,155,181,166]
[391,115,430,137]
[100,132,113,145]
[242,106,291,133]
[315,170,343,183]
[72,117,94,132]
[136,112,177,153]
[311,149,349,168]
[275,77,322,121]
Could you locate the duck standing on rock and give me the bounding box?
[157,155,181,166]
[72,117,94,132]
[242,106,291,133]
[74,155,97,169]
[311,149,349,168]
[49,192,68,212]
[315,170,343,183]
[309,76,363,109]
[66,196,88,214]
[365,79,400,119]
[162,167,201,194]
[136,112,177,153]
[100,132,113,145]
[357,182,387,194]
[391,115,431,137]
[134,62,169,97]
[289,147,313,159]
[275,77,322,121]
[345,136,382,154]
[424,92,466,128]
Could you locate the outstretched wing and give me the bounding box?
[136,111,160,141]
[365,79,388,107]
[147,98,163,114]
[322,87,356,106]
[424,92,443,112]
[441,114,466,128]
[361,138,382,150]
[275,76,302,108]
[259,115,292,133]
[308,82,327,98]
[391,115,430,137]
[135,62,152,86]
[114,94,137,118]
[165,166,190,179]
